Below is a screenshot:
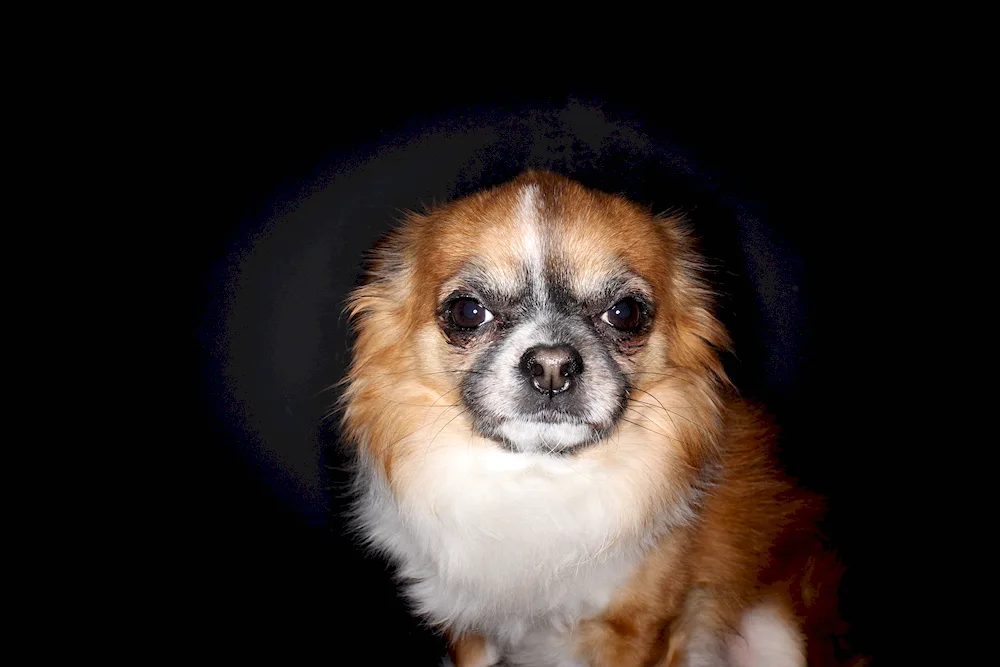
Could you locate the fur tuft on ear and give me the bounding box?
[345,222,413,323]
[654,213,732,386]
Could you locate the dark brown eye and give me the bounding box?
[449,299,494,329]
[601,297,643,331]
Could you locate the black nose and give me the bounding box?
[520,345,584,395]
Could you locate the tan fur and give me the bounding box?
[574,405,849,666]
[341,172,859,665]
[448,632,498,667]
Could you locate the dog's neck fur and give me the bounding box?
[353,388,720,665]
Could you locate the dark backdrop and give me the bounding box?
[185,80,893,662]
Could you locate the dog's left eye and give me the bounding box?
[601,297,643,331]
[449,299,494,329]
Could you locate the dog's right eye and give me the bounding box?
[449,299,494,329]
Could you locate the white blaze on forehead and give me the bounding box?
[515,183,545,293]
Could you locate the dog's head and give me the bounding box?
[343,172,728,463]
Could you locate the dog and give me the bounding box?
[339,171,861,666]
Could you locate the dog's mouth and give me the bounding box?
[483,410,616,455]
[506,408,581,425]
[461,368,630,454]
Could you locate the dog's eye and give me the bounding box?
[601,297,643,331]
[449,299,494,329]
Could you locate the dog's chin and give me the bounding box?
[492,418,601,454]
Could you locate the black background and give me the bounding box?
[184,74,898,663]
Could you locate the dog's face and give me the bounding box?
[439,183,662,453]
[346,172,727,458]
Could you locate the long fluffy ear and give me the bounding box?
[655,213,732,385]
[345,223,413,326]
[338,220,419,418]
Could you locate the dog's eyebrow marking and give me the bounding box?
[438,264,530,309]
[559,268,655,311]
[597,273,654,305]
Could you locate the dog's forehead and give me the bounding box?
[437,182,653,307]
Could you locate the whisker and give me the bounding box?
[619,416,669,439]
[381,404,465,451]
[366,368,495,379]
[657,407,714,436]
[313,356,472,396]
[628,371,687,379]
[627,399,702,432]
[356,369,494,399]
[627,386,670,412]
[628,397,696,410]
[627,387,682,435]
[424,407,470,455]
[626,404,673,435]
[626,388,713,436]
[421,385,463,427]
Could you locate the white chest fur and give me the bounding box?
[357,440,666,664]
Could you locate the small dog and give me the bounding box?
[340,172,860,666]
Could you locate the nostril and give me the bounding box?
[530,361,544,377]
[561,352,583,379]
